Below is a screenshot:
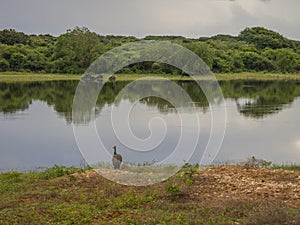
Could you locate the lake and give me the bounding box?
[0,79,300,172]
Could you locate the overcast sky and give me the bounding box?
[0,0,299,39]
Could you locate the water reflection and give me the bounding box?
[0,80,300,171]
[1,80,300,120]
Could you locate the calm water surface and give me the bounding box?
[0,80,299,171]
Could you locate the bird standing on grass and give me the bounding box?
[112,146,122,169]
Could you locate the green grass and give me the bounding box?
[0,165,299,224]
[271,164,300,172]
[0,72,80,82]
[115,72,300,81]
[216,72,300,81]
[0,72,299,82]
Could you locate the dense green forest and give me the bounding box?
[0,27,299,74]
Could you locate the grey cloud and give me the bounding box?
[0,0,299,39]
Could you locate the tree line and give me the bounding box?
[0,26,299,74]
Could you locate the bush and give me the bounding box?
[165,183,181,196]
[0,58,9,71]
[165,163,199,198]
[39,165,85,180]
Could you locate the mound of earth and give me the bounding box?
[79,165,300,207]
[191,165,300,208]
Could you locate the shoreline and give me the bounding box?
[1,163,299,174]
[1,164,299,224]
[0,72,299,82]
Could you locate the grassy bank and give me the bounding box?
[0,72,80,82]
[0,72,299,83]
[111,72,300,82]
[0,164,299,225]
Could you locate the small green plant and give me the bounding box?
[165,183,181,196]
[272,164,300,171]
[178,162,199,184]
[38,165,85,180]
[0,171,22,181]
[165,163,199,198]
[262,160,272,167]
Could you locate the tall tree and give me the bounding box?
[52,27,105,73]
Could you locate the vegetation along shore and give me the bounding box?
[0,163,299,224]
[0,72,299,83]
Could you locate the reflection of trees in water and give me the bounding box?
[73,81,103,124]
[220,80,300,118]
[0,80,300,122]
[0,81,76,123]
